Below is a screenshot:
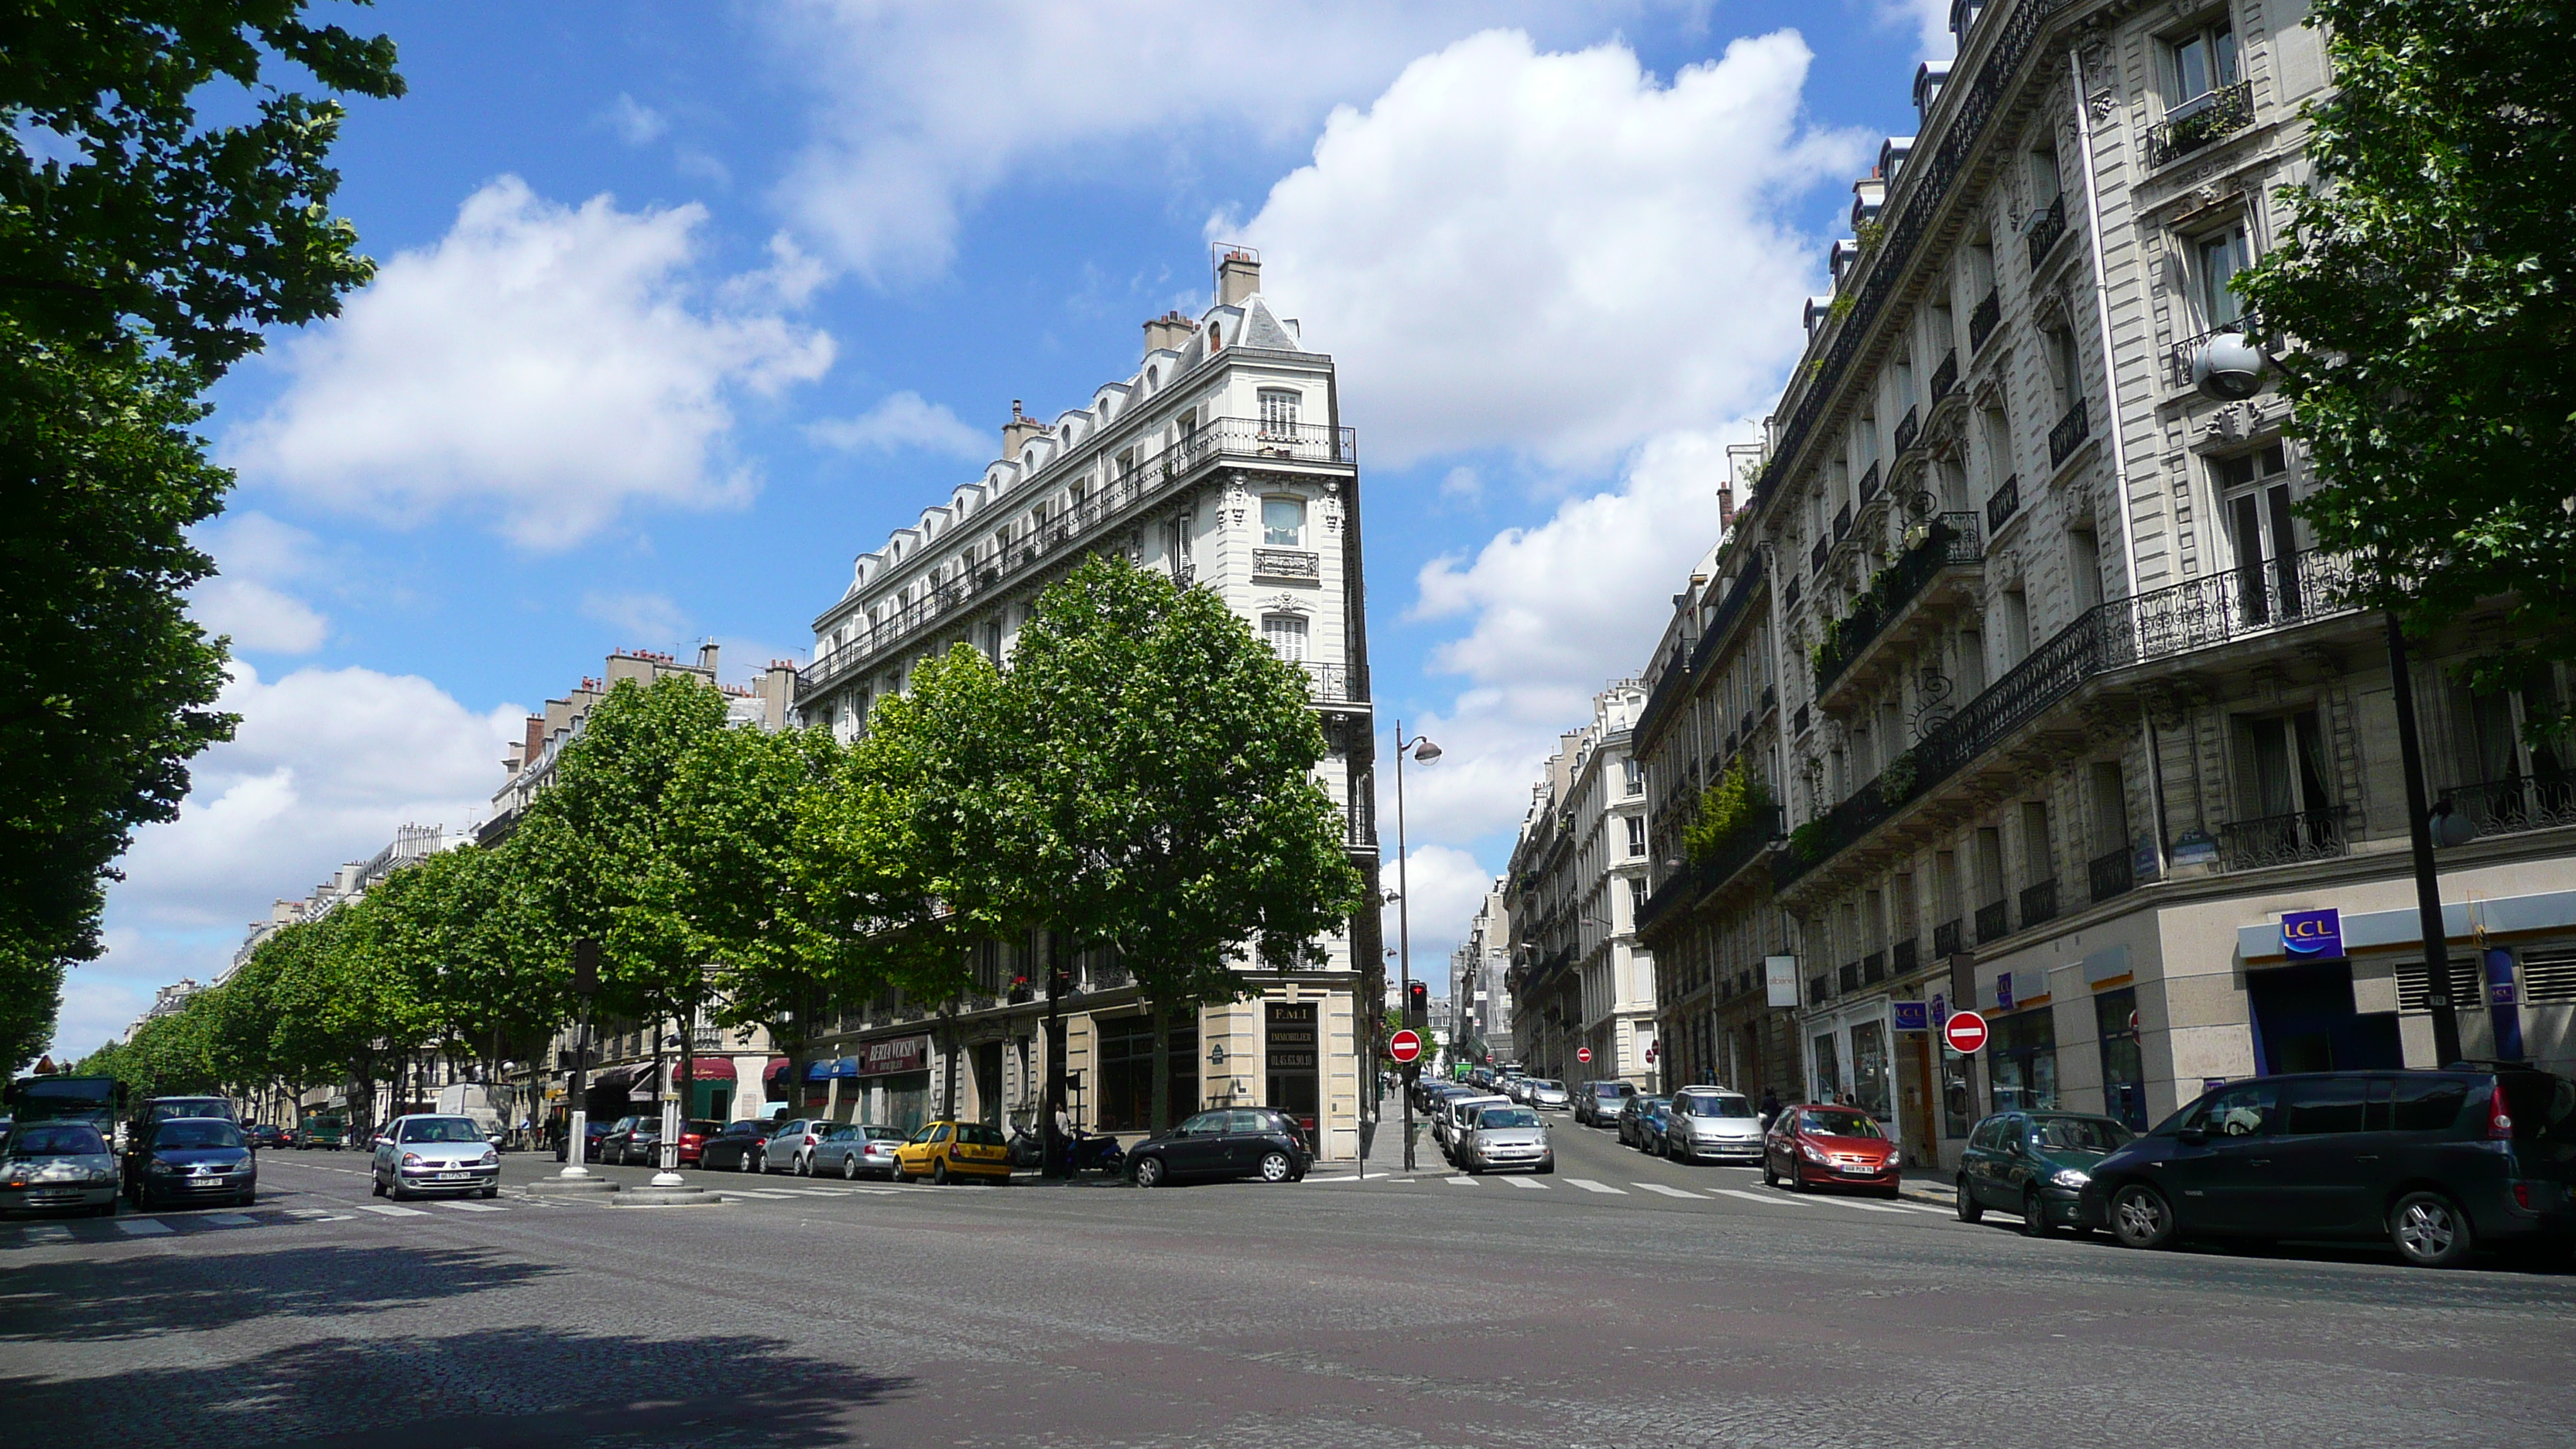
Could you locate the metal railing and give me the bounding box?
[1858,459,1883,506]
[1862,951,1887,985]
[1813,514,1983,692]
[1933,919,1962,957]
[1893,937,1920,976]
[1811,536,1830,574]
[1840,960,1862,992]
[1298,661,1360,701]
[1985,474,2020,533]
[1252,547,1321,581]
[1969,288,2003,352]
[2218,804,2352,871]
[2111,547,2358,659]
[2047,397,2089,468]
[1810,972,1834,1004]
[2167,313,2263,389]
[2439,775,2576,841]
[1834,502,1853,544]
[1929,349,1958,404]
[1892,406,1920,459]
[2025,191,2068,270]
[2149,79,2255,167]
[2019,879,2059,929]
[797,418,1355,701]
[1975,899,2011,944]
[2088,846,2135,903]
[1636,806,1780,934]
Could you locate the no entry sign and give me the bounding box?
[1576,1046,1593,1064]
[1389,1029,1423,1064]
[1943,1009,1990,1055]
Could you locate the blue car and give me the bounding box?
[126,1117,257,1211]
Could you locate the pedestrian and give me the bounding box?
[1759,1087,1782,1128]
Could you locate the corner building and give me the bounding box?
[793,251,1382,1160]
[1638,0,2574,1173]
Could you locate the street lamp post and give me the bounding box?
[1392,720,1440,1173]
[557,938,599,1180]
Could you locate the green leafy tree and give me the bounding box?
[2235,0,2576,726]
[2,3,402,1067]
[359,844,564,1081]
[1681,760,1773,864]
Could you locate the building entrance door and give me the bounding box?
[1266,1002,1320,1139]
[971,1041,1004,1126]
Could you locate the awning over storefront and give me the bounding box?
[677,1057,736,1081]
[591,1062,656,1093]
[762,1056,793,1083]
[803,1057,862,1081]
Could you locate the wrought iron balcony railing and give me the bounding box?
[2019,878,2059,929]
[1636,806,1780,934]
[2218,803,2352,871]
[1862,951,1887,985]
[1929,348,1958,404]
[2025,191,2069,270]
[2167,313,2263,390]
[2088,846,2135,903]
[2438,774,2576,841]
[1968,287,2003,352]
[1985,474,2020,533]
[2149,79,2255,167]
[1933,918,1962,957]
[1975,899,2011,944]
[1892,937,1919,976]
[1892,407,1920,459]
[1812,514,1982,692]
[1840,960,1862,992]
[1298,660,1362,702]
[2047,397,2090,468]
[1858,459,1884,506]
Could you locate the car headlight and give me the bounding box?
[2050,1167,2091,1189]
[1800,1143,1828,1163]
[478,1149,499,1166]
[149,1161,180,1174]
[401,1152,423,1167]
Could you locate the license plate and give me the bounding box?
[1838,1163,1875,1175]
[436,1172,472,1180]
[187,1178,225,1188]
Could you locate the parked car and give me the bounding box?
[370,1114,501,1201]
[0,1122,119,1216]
[1524,1079,1571,1112]
[698,1120,772,1173]
[1457,1103,1553,1176]
[1436,1094,1512,1162]
[244,1123,293,1150]
[2078,1067,2576,1268]
[554,1118,611,1163]
[1762,1104,1900,1197]
[600,1115,657,1166]
[892,1120,1013,1184]
[1576,1080,1636,1128]
[1663,1088,1763,1163]
[762,1118,837,1176]
[1957,1112,2135,1235]
[135,1095,237,1129]
[128,1117,259,1210]
[814,1123,907,1180]
[1128,1108,1311,1187]
[1616,1094,1671,1152]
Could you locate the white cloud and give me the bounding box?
[1381,844,1502,992]
[190,511,331,653]
[227,176,837,550]
[57,663,521,1055]
[764,2,1622,283]
[1226,29,1865,468]
[581,589,691,642]
[807,389,992,461]
[603,92,669,146]
[1882,0,1960,63]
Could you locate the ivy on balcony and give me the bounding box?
[1809,513,1982,692]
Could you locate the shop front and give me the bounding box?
[852,1034,932,1132]
[675,1054,737,1121]
[1804,995,1912,1162]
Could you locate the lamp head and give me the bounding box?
[2192,331,2268,401]
[1411,738,1443,763]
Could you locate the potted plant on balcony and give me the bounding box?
[1683,762,1773,865]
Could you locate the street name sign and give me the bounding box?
[1944,1010,1990,1055]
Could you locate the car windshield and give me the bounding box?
[150,1100,231,1121]
[1800,1110,1885,1139]
[686,1120,721,1134]
[2030,1117,2132,1153]
[155,1120,244,1149]
[726,1121,765,1134]
[399,1117,485,1144]
[1532,1081,1563,1092]
[1478,1107,1540,1129]
[9,1124,106,1156]
[1681,1094,1755,1118]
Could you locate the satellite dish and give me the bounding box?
[2192,331,2269,401]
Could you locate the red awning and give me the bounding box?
[762,1056,792,1081]
[677,1056,735,1081]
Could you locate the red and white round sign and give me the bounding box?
[1576,1046,1594,1064]
[1388,1029,1423,1064]
[1943,1009,1990,1055]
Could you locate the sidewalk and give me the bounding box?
[1897,1166,1956,1211]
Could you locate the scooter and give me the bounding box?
[1064,1129,1125,1176]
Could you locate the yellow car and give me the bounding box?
[891,1120,1012,1184]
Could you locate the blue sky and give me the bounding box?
[58,1,1955,1056]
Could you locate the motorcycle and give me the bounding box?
[1063,1129,1125,1176]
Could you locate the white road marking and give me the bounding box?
[204,1213,255,1225]
[1564,1179,1627,1194]
[1442,1176,1482,1187]
[1634,1182,1704,1199]
[1504,1177,1550,1190]
[768,1187,849,1197]
[1712,1188,1817,1208]
[1879,1199,1956,1215]
[439,1201,509,1213]
[355,1203,427,1218]
[721,1189,796,1199]
[23,1225,75,1243]
[1806,1196,1912,1214]
[117,1218,173,1235]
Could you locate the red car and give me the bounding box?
[1762,1103,1902,1197]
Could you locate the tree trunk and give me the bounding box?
[1149,999,1172,1134]
[940,1006,958,1119]
[1043,930,1068,1177]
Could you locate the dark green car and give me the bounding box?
[1956,1111,2134,1236]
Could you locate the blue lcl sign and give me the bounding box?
[2282,908,2343,957]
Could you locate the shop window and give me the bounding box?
[1989,1007,2059,1112]
[1851,1020,1892,1122]
[1812,1033,1842,1101]
[2094,987,2146,1129]
[1094,1015,1199,1132]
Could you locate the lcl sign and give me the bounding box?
[2281,909,2343,958]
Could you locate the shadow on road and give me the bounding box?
[0,1241,564,1344]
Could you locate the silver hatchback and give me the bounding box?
[1662,1087,1763,1163]
[1458,1103,1554,1175]
[371,1115,501,1200]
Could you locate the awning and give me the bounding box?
[803,1057,862,1081]
[676,1057,736,1081]
[591,1062,656,1093]
[762,1056,793,1082]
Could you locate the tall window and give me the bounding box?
[1258,388,1301,435]
[1625,815,1647,858]
[2218,443,2300,622]
[1622,757,1643,796]
[2197,225,2252,327]
[1262,613,1308,661]
[1262,495,1307,546]
[2239,708,2334,820]
[2168,18,2239,113]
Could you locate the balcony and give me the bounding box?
[2047,398,2090,468]
[2026,192,2069,271]
[2088,846,2136,903]
[1252,547,1320,582]
[1862,951,1887,985]
[1975,899,2011,944]
[2018,878,2060,930]
[1298,660,1364,703]
[2218,804,2352,871]
[1891,409,1920,460]
[1933,919,1962,957]
[1636,805,1780,936]
[1892,937,1919,975]
[1858,460,1883,507]
[1811,512,1984,695]
[2149,79,2256,167]
[1811,536,1830,575]
[2439,774,2576,841]
[1929,349,1958,404]
[1968,288,2002,352]
[1985,474,2020,533]
[2167,313,2263,389]
[797,417,1356,702]
[1839,960,1862,992]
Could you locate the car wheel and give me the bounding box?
[2391,1190,2475,1268]
[2022,1188,2055,1238]
[1259,1151,1293,1184]
[1536,1160,1554,1176]
[739,1150,758,1173]
[932,1160,950,1186]
[389,1183,411,1203]
[1955,1177,1983,1223]
[795,1153,811,1177]
[1132,1156,1165,1188]
[372,1176,386,1198]
[1780,1163,1803,1194]
[479,1186,498,1200]
[842,1156,861,1181]
[2110,1184,2177,1250]
[1761,1158,1776,1187]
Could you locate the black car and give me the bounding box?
[554,1118,611,1163]
[2079,1066,2576,1267]
[244,1123,293,1149]
[1129,1108,1311,1187]
[126,1117,258,1210]
[698,1119,773,1172]
[599,1115,658,1166]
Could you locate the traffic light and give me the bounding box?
[1405,981,1429,1033]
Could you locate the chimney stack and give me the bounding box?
[1141,311,1197,355]
[1002,399,1046,459]
[1214,245,1261,306]
[697,641,721,677]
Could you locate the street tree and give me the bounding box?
[359,844,564,1084]
[2235,0,2576,726]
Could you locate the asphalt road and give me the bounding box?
[5,1112,2574,1449]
